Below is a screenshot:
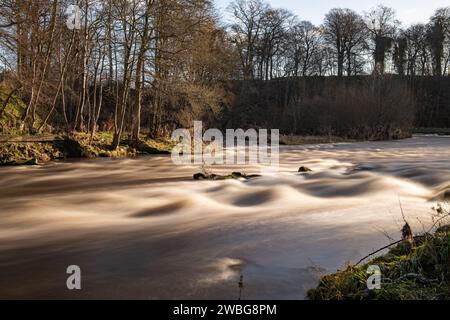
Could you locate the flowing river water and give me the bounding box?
[1,135,450,299]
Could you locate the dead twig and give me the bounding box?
[354,239,403,266]
[238,275,244,300]
[354,235,426,266]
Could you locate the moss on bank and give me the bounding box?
[0,85,44,134]
[0,132,175,166]
[0,142,63,165]
[308,225,450,300]
[0,86,26,135]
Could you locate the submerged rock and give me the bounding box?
[193,172,261,181]
[298,166,313,173]
[353,164,376,171]
[193,173,209,180]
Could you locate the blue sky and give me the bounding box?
[215,0,450,26]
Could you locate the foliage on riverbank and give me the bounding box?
[0,132,175,166]
[308,221,450,300]
[0,142,63,165]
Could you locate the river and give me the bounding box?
[1,135,449,299]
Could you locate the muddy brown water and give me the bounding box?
[1,136,449,299]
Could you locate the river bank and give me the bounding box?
[0,132,174,166]
[0,132,407,166]
[0,133,357,166]
[308,222,450,300]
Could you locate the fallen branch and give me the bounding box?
[0,135,59,143]
[354,240,403,266]
[354,235,427,266]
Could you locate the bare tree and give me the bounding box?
[285,21,321,76]
[131,0,154,142]
[404,24,428,76]
[256,8,292,80]
[323,9,347,77]
[323,9,366,77]
[342,10,367,76]
[228,0,268,79]
[111,0,139,149]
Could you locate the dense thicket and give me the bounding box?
[0,0,449,146]
[409,77,450,128]
[227,76,450,139]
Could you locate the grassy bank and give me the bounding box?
[308,222,450,300]
[0,132,175,166]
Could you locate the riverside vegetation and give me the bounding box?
[0,85,173,165]
[308,204,450,300]
[1,1,450,164]
[0,132,174,166]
